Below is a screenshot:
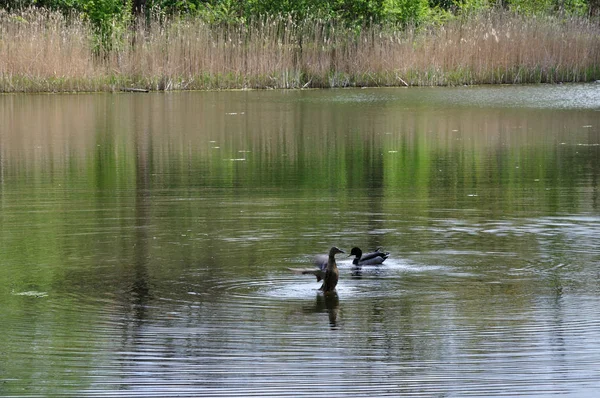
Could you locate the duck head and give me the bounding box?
[329,246,345,256]
[349,247,363,259]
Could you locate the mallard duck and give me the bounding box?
[288,246,345,292]
[349,247,389,266]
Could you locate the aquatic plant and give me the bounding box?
[0,8,599,92]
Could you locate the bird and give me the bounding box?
[349,247,389,266]
[288,247,345,293]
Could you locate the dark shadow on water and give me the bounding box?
[130,129,152,326]
[350,265,384,279]
[351,266,363,278]
[303,292,340,329]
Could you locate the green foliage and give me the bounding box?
[383,0,431,25]
[81,0,132,53]
[196,0,246,23]
[246,0,326,18]
[146,0,204,15]
[428,0,456,11]
[455,0,491,14]
[506,0,587,14]
[331,0,385,24]
[563,0,588,14]
[507,0,553,13]
[81,0,125,28]
[135,0,438,26]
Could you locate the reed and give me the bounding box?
[1,8,599,92]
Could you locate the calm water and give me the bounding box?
[1,85,600,397]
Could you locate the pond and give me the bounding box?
[1,85,600,397]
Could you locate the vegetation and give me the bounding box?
[0,0,599,92]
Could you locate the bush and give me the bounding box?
[384,0,431,26]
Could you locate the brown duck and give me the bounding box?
[288,246,345,293]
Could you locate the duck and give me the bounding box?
[349,247,389,267]
[288,247,345,293]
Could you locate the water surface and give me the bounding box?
[1,85,600,397]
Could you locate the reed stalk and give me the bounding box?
[1,8,599,92]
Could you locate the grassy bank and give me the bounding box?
[1,8,600,92]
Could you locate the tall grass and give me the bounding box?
[1,8,600,92]
[0,9,99,92]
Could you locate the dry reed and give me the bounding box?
[1,8,599,92]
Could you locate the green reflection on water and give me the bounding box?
[0,89,598,290]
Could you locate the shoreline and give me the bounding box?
[3,75,599,94]
[1,81,598,95]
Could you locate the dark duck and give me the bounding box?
[288,247,345,293]
[349,247,389,277]
[349,247,389,267]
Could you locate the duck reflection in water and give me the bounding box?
[303,292,340,328]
